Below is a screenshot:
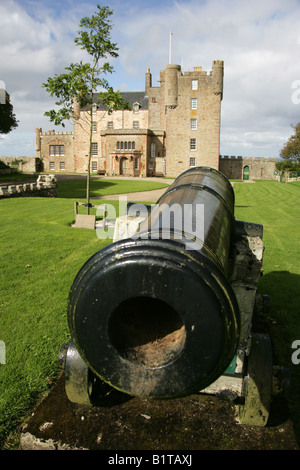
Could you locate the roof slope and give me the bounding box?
[91,91,148,111]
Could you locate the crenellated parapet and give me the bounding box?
[40,130,74,136]
[220,155,243,160]
[219,155,276,161]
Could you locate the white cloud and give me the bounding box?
[1,0,300,157]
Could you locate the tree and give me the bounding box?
[42,4,130,213]
[0,90,18,134]
[278,122,300,171]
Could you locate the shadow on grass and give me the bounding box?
[256,270,300,445]
[57,180,117,199]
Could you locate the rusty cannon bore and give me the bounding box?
[61,167,279,426]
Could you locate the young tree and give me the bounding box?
[42,4,130,213]
[0,90,18,134]
[278,122,300,171]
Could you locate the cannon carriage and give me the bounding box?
[60,167,278,426]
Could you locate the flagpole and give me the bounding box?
[169,32,173,64]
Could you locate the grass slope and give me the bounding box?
[57,178,169,198]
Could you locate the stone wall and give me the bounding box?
[0,156,41,173]
[219,155,276,180]
[0,174,57,199]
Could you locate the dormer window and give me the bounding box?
[133,102,140,113]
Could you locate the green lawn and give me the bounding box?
[57,178,169,198]
[233,180,300,441]
[0,179,299,447]
[233,180,300,338]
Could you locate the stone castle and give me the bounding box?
[35,61,276,180]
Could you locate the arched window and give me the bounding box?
[132,141,135,150]
[116,141,120,149]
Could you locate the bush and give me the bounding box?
[0,160,10,170]
[275,160,300,172]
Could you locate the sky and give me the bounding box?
[1,0,300,159]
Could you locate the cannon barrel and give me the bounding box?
[67,167,240,398]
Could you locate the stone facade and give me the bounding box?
[156,62,223,176]
[35,129,74,173]
[37,61,224,178]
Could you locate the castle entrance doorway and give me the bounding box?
[120,157,129,176]
[243,165,250,181]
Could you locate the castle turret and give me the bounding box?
[164,64,181,107]
[211,60,224,99]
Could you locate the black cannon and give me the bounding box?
[61,167,278,425]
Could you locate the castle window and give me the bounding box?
[116,141,120,149]
[191,99,197,110]
[50,162,55,171]
[151,143,156,158]
[92,162,98,172]
[60,162,65,171]
[121,141,124,149]
[128,141,132,150]
[124,141,128,150]
[92,142,98,156]
[133,121,139,129]
[192,80,198,90]
[108,121,113,129]
[92,104,97,114]
[134,157,139,170]
[92,122,97,133]
[49,145,64,156]
[190,119,197,130]
[132,141,135,150]
[190,158,196,167]
[133,102,140,113]
[190,138,196,150]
